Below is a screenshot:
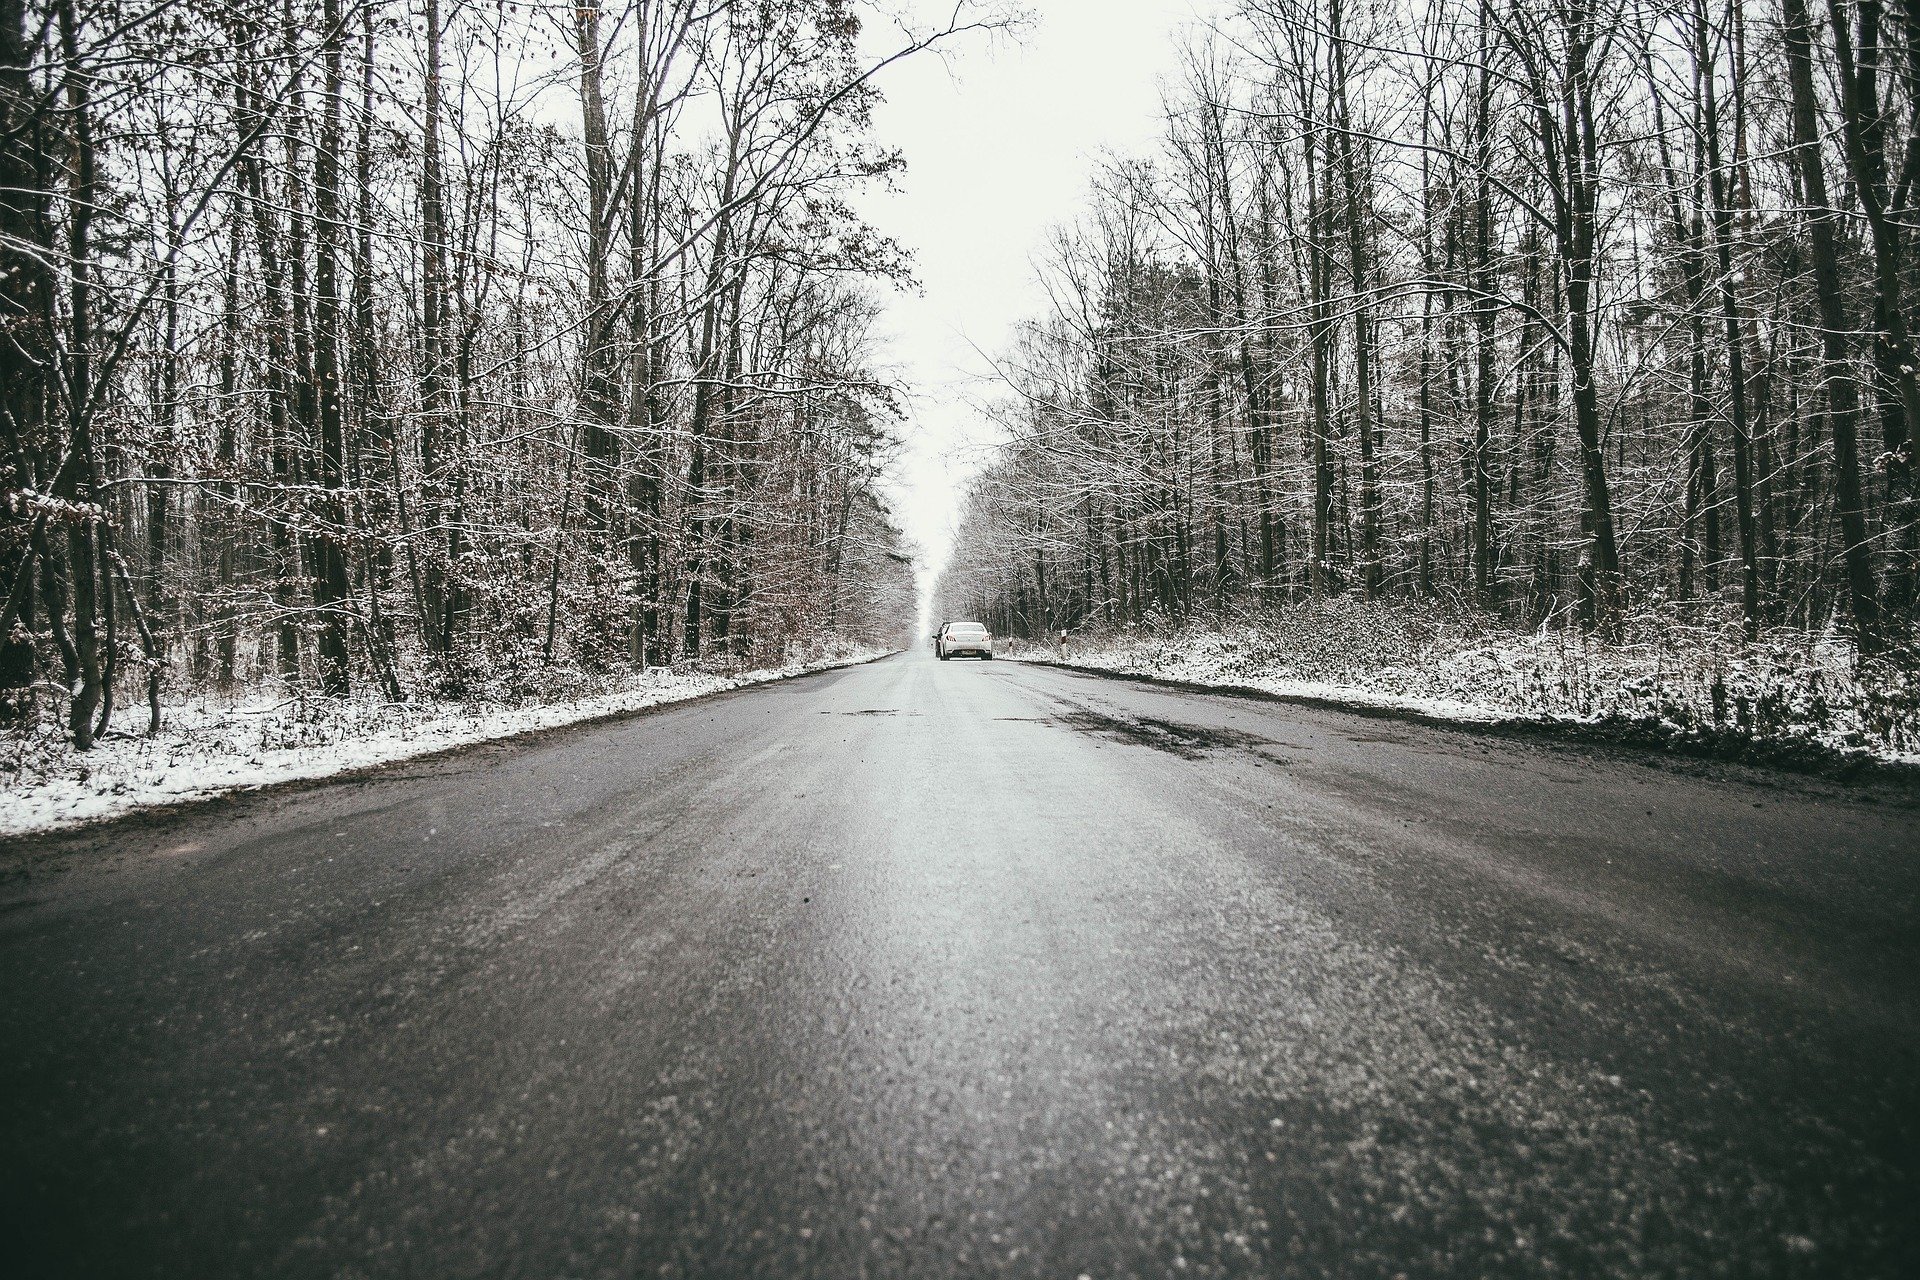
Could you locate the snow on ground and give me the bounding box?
[1005,600,1920,768]
[0,647,891,838]
[1020,636,1514,724]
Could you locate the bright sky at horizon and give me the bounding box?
[855,0,1230,612]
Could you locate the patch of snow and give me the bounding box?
[0,647,890,838]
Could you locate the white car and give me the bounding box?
[937,621,995,660]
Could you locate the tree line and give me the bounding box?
[1,0,985,749]
[936,0,1918,661]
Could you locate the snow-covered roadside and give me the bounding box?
[1019,640,1515,725]
[0,647,892,838]
[1005,604,1920,769]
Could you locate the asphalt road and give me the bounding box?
[2,650,1917,1278]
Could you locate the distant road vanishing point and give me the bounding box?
[3,650,1916,1277]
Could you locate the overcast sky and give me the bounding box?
[855,0,1230,594]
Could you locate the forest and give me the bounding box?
[935,0,1920,685]
[1,0,963,754]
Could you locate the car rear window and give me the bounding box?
[947,623,986,636]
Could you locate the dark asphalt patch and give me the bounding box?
[1052,708,1275,759]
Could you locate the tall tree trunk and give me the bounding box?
[418,0,454,655]
[1696,0,1762,635]
[311,0,352,695]
[1331,0,1380,597]
[1472,5,1498,603]
[1785,0,1883,650]
[0,0,53,707]
[58,0,104,748]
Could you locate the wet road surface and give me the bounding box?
[2,651,1917,1277]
